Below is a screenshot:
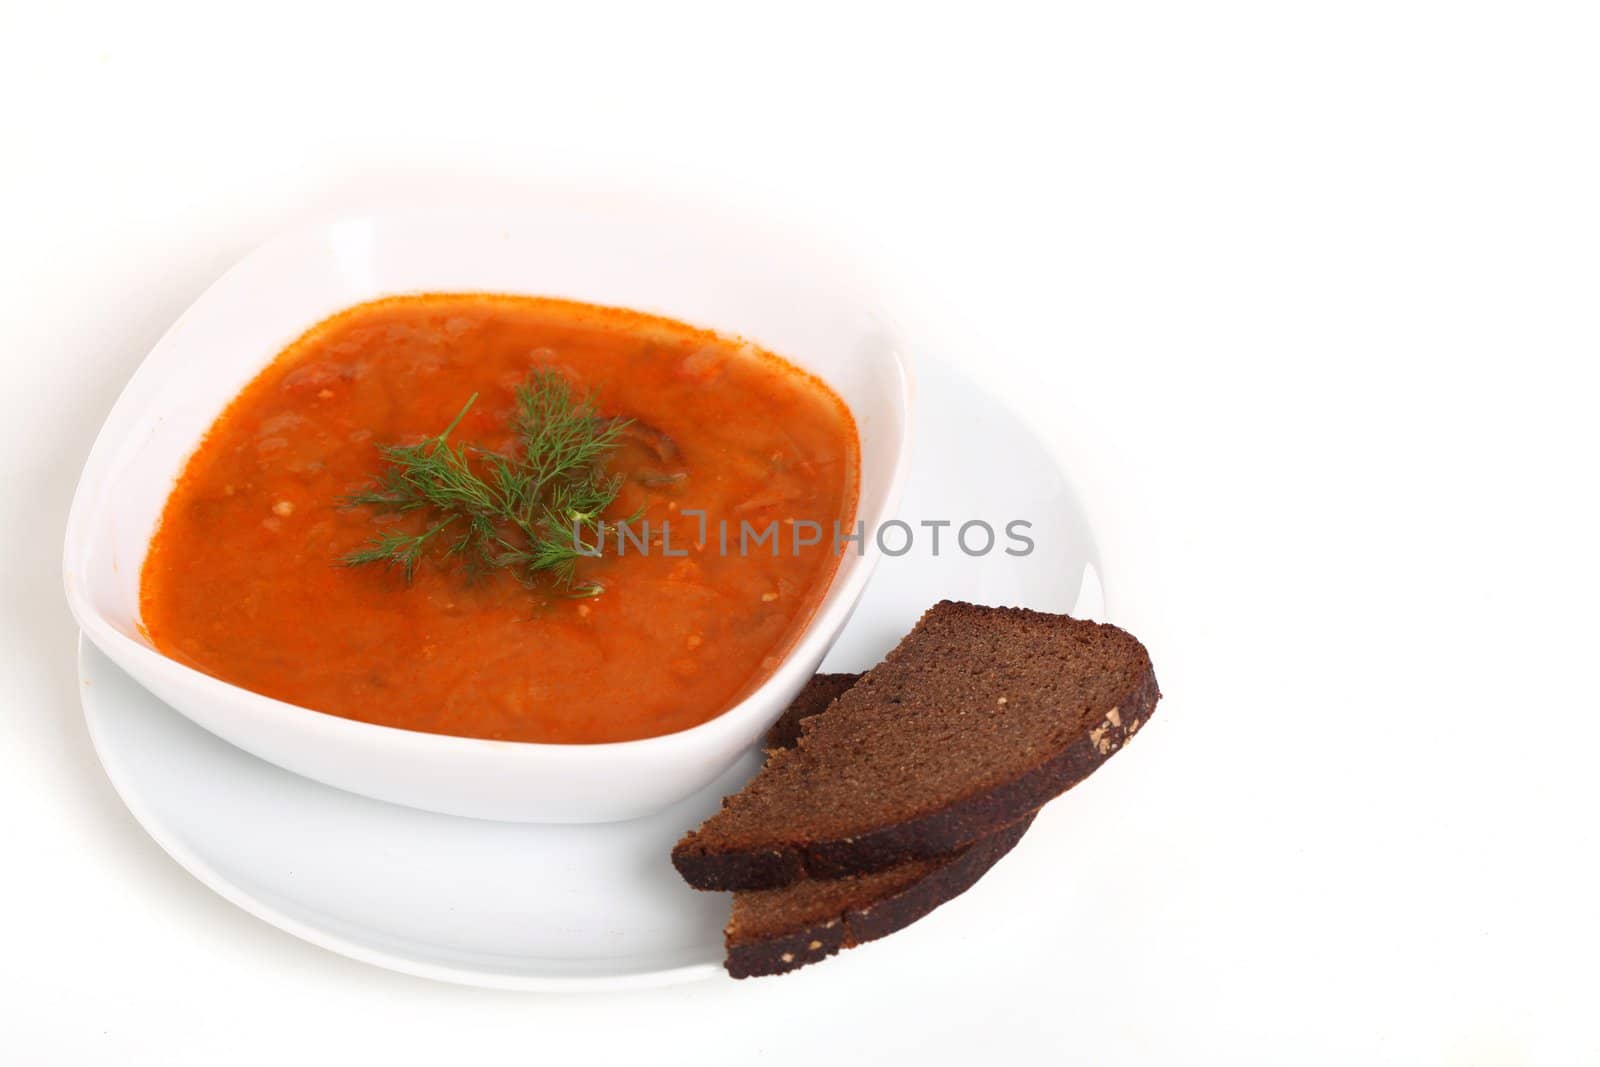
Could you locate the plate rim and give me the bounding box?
[79,633,726,994]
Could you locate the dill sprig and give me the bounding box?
[341,370,627,595]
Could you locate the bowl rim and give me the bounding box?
[62,210,917,760]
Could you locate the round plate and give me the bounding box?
[80,354,1102,991]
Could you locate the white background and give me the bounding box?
[3,2,1597,1063]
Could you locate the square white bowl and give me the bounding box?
[63,206,913,823]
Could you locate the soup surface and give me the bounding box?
[140,294,859,743]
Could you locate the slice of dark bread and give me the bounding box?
[725,813,1034,978]
[764,672,861,751]
[674,601,1159,891]
[727,680,1034,977]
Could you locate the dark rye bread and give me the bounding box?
[726,679,1034,977]
[725,814,1034,978]
[674,601,1159,891]
[764,672,861,751]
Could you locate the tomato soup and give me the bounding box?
[139,294,859,743]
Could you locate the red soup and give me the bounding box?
[140,294,860,743]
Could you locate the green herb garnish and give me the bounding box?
[341,370,627,595]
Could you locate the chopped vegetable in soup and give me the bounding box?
[139,294,859,743]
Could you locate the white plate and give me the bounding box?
[80,353,1102,992]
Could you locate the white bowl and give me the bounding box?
[63,207,914,823]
